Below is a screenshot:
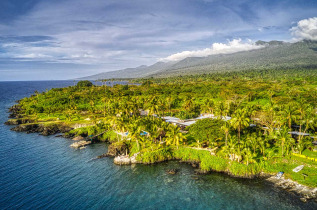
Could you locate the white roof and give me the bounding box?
[178,121,197,126]
[162,116,182,123]
[288,131,310,136]
[195,115,214,120]
[162,116,180,121]
[223,116,232,121]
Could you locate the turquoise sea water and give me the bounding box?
[0,81,316,210]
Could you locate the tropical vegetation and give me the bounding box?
[8,68,317,187]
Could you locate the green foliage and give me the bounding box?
[136,147,174,164]
[141,80,153,86]
[174,147,262,176]
[175,111,199,120]
[228,161,263,177]
[76,80,93,87]
[302,149,317,158]
[187,119,225,147]
[102,130,118,143]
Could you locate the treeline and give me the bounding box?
[12,70,317,185]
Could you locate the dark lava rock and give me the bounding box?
[106,142,128,157]
[11,123,72,136]
[5,118,35,125]
[194,169,209,175]
[11,124,40,133]
[5,119,19,125]
[192,163,199,168]
[8,105,22,118]
[166,169,180,175]
[96,153,110,159]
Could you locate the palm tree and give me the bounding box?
[165,96,174,114]
[107,116,121,141]
[221,121,230,146]
[216,101,227,119]
[267,89,274,103]
[158,98,168,116]
[183,97,195,112]
[282,103,297,131]
[257,135,269,158]
[295,101,308,141]
[101,97,108,117]
[166,125,186,149]
[296,137,311,155]
[89,99,95,113]
[245,104,257,121]
[227,136,240,162]
[284,136,295,156]
[230,109,250,143]
[242,147,255,165]
[117,117,127,134]
[128,120,143,152]
[202,98,215,115]
[148,96,159,119]
[277,126,291,156]
[246,133,258,154]
[294,103,315,154]
[302,105,315,136]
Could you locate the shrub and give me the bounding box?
[76,80,93,87]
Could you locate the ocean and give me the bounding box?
[0,81,316,209]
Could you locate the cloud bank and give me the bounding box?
[291,17,317,41]
[160,39,265,62]
[1,0,317,80]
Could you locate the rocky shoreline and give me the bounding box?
[108,151,317,203]
[267,175,317,203]
[9,122,72,136]
[114,153,140,165]
[5,107,317,203]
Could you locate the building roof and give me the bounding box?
[288,131,310,136]
[177,121,197,127]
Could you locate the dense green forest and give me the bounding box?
[9,69,317,187]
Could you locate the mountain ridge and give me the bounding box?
[78,40,317,80]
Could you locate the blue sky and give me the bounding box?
[0,0,316,81]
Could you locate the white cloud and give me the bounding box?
[291,17,317,41]
[160,39,265,62]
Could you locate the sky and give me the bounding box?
[0,0,316,81]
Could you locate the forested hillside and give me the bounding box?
[79,40,317,80]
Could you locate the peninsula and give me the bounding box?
[6,70,317,202]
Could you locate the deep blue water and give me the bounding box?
[0,81,316,210]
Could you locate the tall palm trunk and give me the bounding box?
[238,126,241,143]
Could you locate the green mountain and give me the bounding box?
[79,40,317,80]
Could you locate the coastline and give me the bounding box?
[111,151,317,203]
[5,104,317,204]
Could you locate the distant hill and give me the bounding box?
[79,61,176,80]
[78,40,317,80]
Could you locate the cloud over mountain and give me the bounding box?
[291,17,317,41]
[160,39,265,62]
